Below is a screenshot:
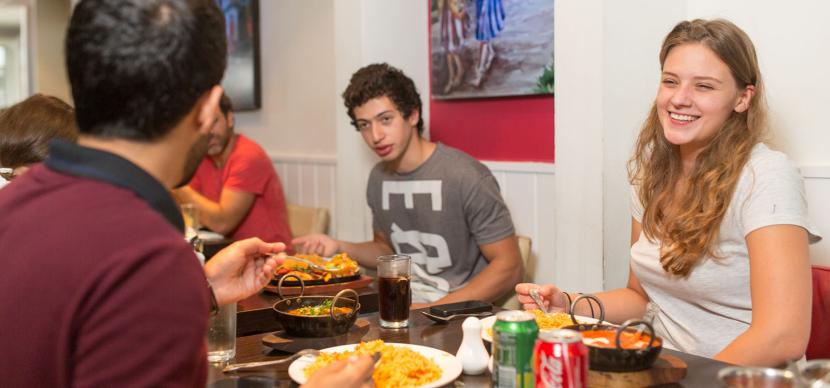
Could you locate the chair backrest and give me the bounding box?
[497,235,533,309]
[286,204,330,237]
[807,265,830,359]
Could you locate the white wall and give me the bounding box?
[686,1,830,167]
[599,1,686,288]
[333,0,430,242]
[33,0,71,102]
[0,5,29,106]
[234,0,337,156]
[552,0,605,291]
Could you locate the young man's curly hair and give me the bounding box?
[342,63,424,135]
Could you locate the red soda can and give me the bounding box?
[534,329,589,388]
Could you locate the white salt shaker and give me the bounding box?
[456,317,489,375]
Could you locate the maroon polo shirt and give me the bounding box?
[0,140,210,387]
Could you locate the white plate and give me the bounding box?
[288,343,463,388]
[196,230,225,241]
[480,313,600,342]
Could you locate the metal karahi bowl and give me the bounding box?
[717,367,797,388]
[562,295,663,372]
[271,275,360,338]
[798,359,830,387]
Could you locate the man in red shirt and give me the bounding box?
[174,94,293,246]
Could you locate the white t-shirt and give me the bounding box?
[630,143,821,358]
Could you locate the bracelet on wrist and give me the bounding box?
[562,291,573,312]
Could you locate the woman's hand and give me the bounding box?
[204,238,285,305]
[515,283,569,312]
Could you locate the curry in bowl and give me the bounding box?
[273,276,360,337]
[286,299,355,317]
[581,328,662,350]
[564,319,662,372]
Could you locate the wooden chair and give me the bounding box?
[286,204,330,237]
[495,235,533,309]
[807,265,830,359]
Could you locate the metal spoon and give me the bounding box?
[223,348,321,373]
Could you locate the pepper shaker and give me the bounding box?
[456,317,489,375]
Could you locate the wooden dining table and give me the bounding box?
[208,304,732,387]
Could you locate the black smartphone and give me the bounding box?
[429,300,492,317]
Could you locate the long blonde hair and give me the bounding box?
[628,19,768,276]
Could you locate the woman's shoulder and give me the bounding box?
[743,143,800,178]
[735,142,804,203]
[731,143,802,210]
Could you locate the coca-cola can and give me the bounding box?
[534,329,589,388]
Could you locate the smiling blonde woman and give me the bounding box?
[517,19,821,367]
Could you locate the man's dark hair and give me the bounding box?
[219,93,233,118]
[342,63,424,135]
[65,0,227,141]
[0,94,78,168]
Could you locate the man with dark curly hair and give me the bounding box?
[294,63,523,307]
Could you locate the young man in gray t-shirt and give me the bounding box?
[293,63,523,306]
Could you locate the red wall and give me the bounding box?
[429,95,554,162]
[426,1,554,162]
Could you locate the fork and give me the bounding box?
[222,349,321,373]
[266,253,340,273]
[421,310,494,323]
[529,288,549,313]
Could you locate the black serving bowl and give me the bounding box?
[271,275,360,338]
[564,319,662,372]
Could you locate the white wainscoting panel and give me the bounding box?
[484,162,556,285]
[270,154,337,236]
[803,167,830,267]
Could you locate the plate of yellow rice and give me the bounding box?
[480,309,600,342]
[288,340,462,388]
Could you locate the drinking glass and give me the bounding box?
[207,302,237,362]
[377,254,411,328]
[181,203,200,239]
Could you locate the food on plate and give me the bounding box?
[581,329,661,349]
[286,299,354,317]
[304,340,441,388]
[275,253,359,282]
[487,309,577,338]
[528,309,577,330]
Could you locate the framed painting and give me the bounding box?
[430,0,554,99]
[215,0,261,110]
